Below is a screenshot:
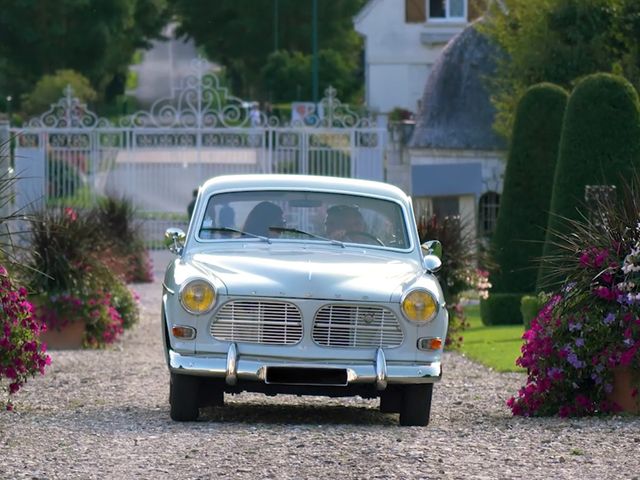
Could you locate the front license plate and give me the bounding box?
[265,367,348,386]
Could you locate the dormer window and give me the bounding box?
[429,0,466,21]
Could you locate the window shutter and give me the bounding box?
[406,0,426,23]
[468,0,487,22]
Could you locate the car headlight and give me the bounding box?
[179,279,216,314]
[401,289,438,324]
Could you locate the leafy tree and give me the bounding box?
[261,48,360,103]
[170,0,365,101]
[23,70,97,116]
[538,73,640,289]
[261,51,310,103]
[0,0,169,108]
[481,0,640,140]
[482,83,568,325]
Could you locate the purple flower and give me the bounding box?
[568,322,583,332]
[567,352,585,369]
[575,338,585,348]
[603,313,616,325]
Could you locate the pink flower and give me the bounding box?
[64,207,78,221]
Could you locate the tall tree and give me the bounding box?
[0,0,169,107]
[481,0,640,140]
[170,0,366,101]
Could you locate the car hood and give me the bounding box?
[186,248,423,302]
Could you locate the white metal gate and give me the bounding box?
[11,59,385,247]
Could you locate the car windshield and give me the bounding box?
[197,190,410,249]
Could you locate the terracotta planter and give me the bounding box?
[39,320,86,349]
[608,367,640,414]
[30,295,86,350]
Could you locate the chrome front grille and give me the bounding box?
[210,300,303,345]
[312,305,403,348]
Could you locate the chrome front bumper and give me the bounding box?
[168,343,441,390]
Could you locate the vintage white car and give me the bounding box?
[162,174,447,426]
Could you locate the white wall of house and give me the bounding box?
[354,0,467,115]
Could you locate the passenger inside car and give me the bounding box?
[243,201,285,237]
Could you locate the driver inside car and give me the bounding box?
[324,205,368,242]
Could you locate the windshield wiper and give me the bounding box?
[269,226,345,247]
[200,226,271,243]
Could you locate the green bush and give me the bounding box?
[23,70,97,116]
[520,293,550,330]
[490,83,567,296]
[480,293,523,325]
[110,279,139,330]
[539,73,640,288]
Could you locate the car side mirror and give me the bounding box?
[165,227,186,255]
[421,240,442,259]
[421,240,442,273]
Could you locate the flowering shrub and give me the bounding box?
[34,290,125,348]
[0,266,51,410]
[92,197,153,283]
[26,207,140,348]
[509,182,640,416]
[418,214,491,348]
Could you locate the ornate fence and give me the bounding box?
[10,59,385,247]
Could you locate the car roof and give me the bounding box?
[200,174,409,202]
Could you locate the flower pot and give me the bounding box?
[39,320,86,350]
[29,294,86,350]
[608,367,640,414]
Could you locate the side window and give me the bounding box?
[478,191,500,237]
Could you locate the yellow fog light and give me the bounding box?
[179,279,216,314]
[401,289,438,324]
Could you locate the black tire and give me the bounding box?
[399,383,433,427]
[169,373,201,421]
[200,379,225,408]
[379,390,402,413]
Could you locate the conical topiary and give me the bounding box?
[537,73,640,290]
[481,83,568,325]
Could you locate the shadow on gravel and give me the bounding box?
[49,402,397,435]
[199,403,398,426]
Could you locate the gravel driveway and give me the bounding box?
[1,252,639,479]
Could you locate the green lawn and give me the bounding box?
[457,304,526,373]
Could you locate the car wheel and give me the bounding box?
[379,389,402,413]
[170,372,201,421]
[200,379,225,408]
[399,384,433,427]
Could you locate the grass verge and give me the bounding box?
[457,304,526,373]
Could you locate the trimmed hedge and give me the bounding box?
[520,294,548,330]
[490,83,568,295]
[538,73,640,289]
[480,293,524,326]
[484,83,567,325]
